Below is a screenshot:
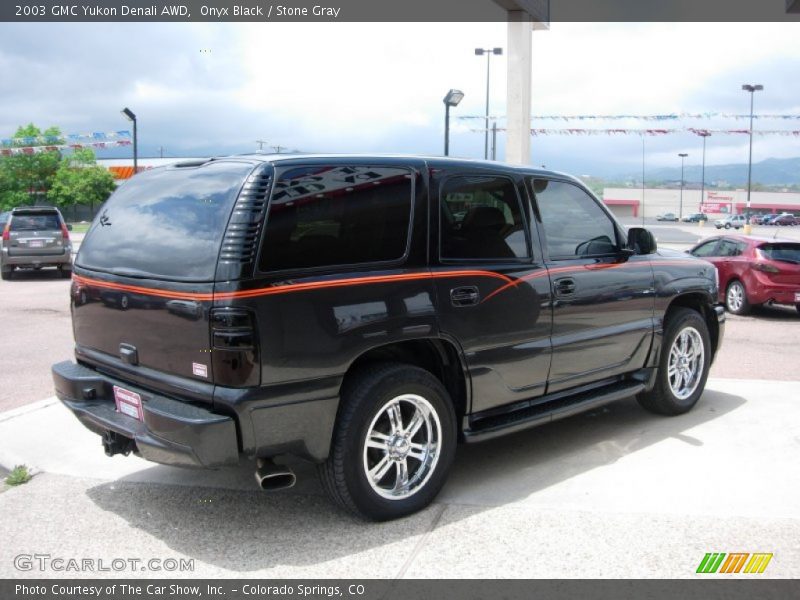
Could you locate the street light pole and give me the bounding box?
[697,131,711,219]
[742,84,763,231]
[475,47,502,160]
[678,153,688,220]
[121,107,137,173]
[442,89,464,157]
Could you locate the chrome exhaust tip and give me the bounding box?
[255,458,296,491]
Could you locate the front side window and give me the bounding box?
[440,175,529,260]
[259,165,413,271]
[532,179,618,259]
[691,240,720,257]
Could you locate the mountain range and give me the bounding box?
[617,156,800,187]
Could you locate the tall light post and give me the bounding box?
[678,153,688,220]
[443,89,464,157]
[742,84,763,233]
[120,107,137,173]
[475,47,502,160]
[697,131,711,220]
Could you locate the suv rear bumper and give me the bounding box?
[52,361,239,468]
[2,249,71,267]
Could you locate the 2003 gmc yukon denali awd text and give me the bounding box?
[52,155,724,520]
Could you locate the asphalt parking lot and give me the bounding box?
[1,223,798,578]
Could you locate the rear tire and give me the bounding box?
[1,266,11,281]
[637,308,711,416]
[795,303,800,315]
[59,266,72,279]
[318,362,457,521]
[725,280,750,315]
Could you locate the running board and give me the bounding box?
[463,381,645,443]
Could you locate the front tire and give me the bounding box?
[725,280,750,315]
[637,307,711,416]
[318,363,457,521]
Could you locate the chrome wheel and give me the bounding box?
[667,326,705,400]
[727,282,744,313]
[362,394,441,500]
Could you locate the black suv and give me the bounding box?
[52,155,724,520]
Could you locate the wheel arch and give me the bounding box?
[341,337,470,430]
[665,292,720,361]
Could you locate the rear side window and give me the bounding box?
[259,165,413,271]
[758,243,800,263]
[718,239,746,257]
[440,175,529,260]
[77,161,255,281]
[10,212,60,231]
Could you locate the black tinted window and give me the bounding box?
[77,161,254,281]
[10,213,60,230]
[440,176,528,260]
[758,243,800,263]
[259,166,413,271]
[532,179,618,259]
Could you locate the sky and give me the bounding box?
[1,21,799,178]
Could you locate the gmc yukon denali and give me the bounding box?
[52,155,724,520]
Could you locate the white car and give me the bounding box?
[714,214,746,230]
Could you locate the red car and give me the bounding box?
[772,214,798,226]
[688,234,800,315]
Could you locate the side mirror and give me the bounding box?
[627,227,657,255]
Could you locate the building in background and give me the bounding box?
[603,187,800,219]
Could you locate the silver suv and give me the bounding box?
[1,206,72,280]
[714,214,746,230]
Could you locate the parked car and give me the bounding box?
[772,214,798,226]
[1,206,72,280]
[761,214,777,225]
[682,213,706,223]
[656,212,679,221]
[688,234,800,315]
[714,214,747,230]
[765,213,792,225]
[52,155,724,520]
[751,214,774,225]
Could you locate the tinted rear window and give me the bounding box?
[77,161,255,281]
[10,212,60,230]
[259,165,413,271]
[759,243,800,263]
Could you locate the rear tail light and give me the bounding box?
[2,225,8,241]
[60,222,70,240]
[210,308,260,387]
[753,262,780,274]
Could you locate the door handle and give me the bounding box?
[450,286,480,307]
[554,277,577,296]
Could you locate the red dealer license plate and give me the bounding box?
[113,385,143,422]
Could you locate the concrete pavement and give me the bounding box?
[1,378,799,578]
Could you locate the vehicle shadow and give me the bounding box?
[744,304,799,320]
[4,268,68,282]
[86,388,745,573]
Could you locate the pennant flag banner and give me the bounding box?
[458,114,800,122]
[469,127,800,137]
[0,139,132,156]
[1,130,131,149]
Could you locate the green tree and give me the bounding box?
[49,147,116,217]
[0,124,63,206]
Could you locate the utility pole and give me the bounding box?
[272,145,286,154]
[255,140,268,152]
